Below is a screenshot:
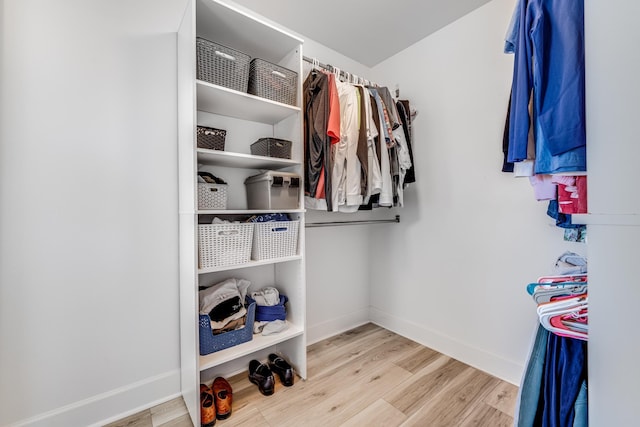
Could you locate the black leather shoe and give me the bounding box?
[268,353,294,387]
[248,360,275,396]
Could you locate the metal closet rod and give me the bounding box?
[302,55,377,86]
[306,215,400,228]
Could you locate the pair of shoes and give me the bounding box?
[200,378,233,424]
[212,377,233,420]
[248,360,275,396]
[248,354,295,395]
[200,384,216,427]
[268,353,294,387]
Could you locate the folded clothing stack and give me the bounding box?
[199,278,251,335]
[248,287,289,335]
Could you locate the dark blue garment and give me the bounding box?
[508,0,586,163]
[542,333,588,427]
[547,200,582,229]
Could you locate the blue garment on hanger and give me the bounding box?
[508,0,586,164]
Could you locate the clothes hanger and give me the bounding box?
[526,280,587,295]
[537,294,588,340]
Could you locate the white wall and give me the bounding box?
[368,0,586,384]
[0,1,186,425]
[584,1,640,425]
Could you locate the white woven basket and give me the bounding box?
[251,220,299,260]
[198,223,253,269]
[198,183,228,210]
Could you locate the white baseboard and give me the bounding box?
[369,307,523,386]
[8,370,181,427]
[306,307,370,345]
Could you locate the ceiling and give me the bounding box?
[232,0,492,67]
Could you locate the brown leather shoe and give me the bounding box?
[211,377,233,420]
[200,384,216,426]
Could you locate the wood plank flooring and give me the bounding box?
[104,323,517,427]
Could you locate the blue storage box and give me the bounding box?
[247,295,288,322]
[199,301,255,355]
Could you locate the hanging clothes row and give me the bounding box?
[303,59,416,212]
[501,0,588,241]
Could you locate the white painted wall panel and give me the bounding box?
[0,1,184,425]
[368,0,586,384]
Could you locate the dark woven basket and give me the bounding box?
[250,137,292,159]
[196,37,250,92]
[197,126,226,150]
[248,58,297,106]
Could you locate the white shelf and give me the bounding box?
[196,0,302,64]
[198,255,302,274]
[199,323,304,372]
[197,81,300,124]
[197,147,299,169]
[197,209,304,215]
[571,213,640,226]
[180,2,306,423]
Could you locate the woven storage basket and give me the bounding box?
[199,223,254,269]
[251,220,299,260]
[248,58,298,106]
[199,301,255,355]
[196,37,250,92]
[197,126,226,150]
[197,183,228,210]
[250,138,292,159]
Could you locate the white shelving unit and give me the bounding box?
[177,0,306,423]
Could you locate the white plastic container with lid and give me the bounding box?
[244,171,300,210]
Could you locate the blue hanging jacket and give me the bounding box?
[508,0,586,163]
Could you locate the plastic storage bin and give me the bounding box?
[250,138,292,159]
[197,183,228,210]
[199,301,255,355]
[247,58,298,106]
[198,222,254,269]
[196,37,250,92]
[252,220,299,260]
[197,126,226,150]
[244,171,300,210]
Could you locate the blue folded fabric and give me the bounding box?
[247,295,288,322]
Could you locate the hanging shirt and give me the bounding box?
[356,85,382,204]
[332,80,362,212]
[508,0,586,163]
[303,70,333,210]
[396,100,416,184]
[368,88,394,207]
[313,72,341,202]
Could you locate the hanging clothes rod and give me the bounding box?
[302,55,377,86]
[306,215,400,228]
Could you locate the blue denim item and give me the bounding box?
[515,323,549,427]
[547,200,583,229]
[542,334,588,427]
[573,379,588,427]
[533,122,586,175]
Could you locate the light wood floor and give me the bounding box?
[105,323,518,427]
